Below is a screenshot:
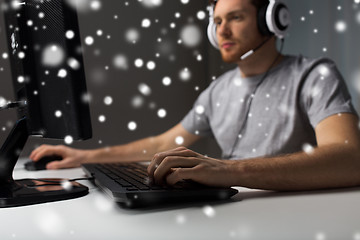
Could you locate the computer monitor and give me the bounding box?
[0,0,92,207]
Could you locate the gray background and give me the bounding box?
[0,0,359,159]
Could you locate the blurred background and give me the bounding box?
[0,0,359,159]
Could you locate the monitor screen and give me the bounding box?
[3,0,92,140]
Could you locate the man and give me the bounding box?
[30,0,360,191]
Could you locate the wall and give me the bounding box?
[284,0,360,111]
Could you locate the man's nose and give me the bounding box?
[217,21,231,38]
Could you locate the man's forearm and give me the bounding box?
[86,136,161,163]
[84,123,200,165]
[233,144,360,191]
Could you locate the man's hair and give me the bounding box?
[208,0,269,12]
[250,0,269,11]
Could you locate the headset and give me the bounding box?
[207,0,291,59]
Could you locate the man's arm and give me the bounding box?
[30,123,201,169]
[148,113,360,191]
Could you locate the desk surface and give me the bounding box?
[1,158,359,240]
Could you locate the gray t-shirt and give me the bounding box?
[181,55,357,159]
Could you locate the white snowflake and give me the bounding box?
[302,143,314,154]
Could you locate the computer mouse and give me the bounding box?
[24,155,63,171]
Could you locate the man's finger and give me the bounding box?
[153,156,200,185]
[166,167,194,185]
[31,146,66,162]
[47,159,74,170]
[148,148,199,176]
[29,144,51,159]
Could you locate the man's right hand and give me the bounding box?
[29,144,90,169]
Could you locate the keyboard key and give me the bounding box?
[115,179,132,187]
[96,162,168,191]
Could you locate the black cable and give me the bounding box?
[26,177,95,183]
[24,177,95,187]
[0,101,27,111]
[228,39,285,158]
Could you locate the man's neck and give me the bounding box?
[237,38,283,78]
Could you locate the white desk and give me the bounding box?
[1,158,359,240]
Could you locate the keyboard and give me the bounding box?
[82,162,238,208]
[94,162,162,191]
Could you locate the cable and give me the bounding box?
[0,101,27,111]
[24,177,95,187]
[26,177,95,183]
[227,39,285,158]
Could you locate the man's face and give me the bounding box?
[213,0,267,63]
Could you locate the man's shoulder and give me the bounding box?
[284,55,336,72]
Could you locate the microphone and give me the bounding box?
[240,37,272,60]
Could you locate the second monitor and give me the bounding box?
[0,0,92,207]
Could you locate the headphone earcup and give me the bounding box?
[257,4,272,37]
[265,0,290,39]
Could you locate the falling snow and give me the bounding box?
[302,143,315,154]
[64,135,74,145]
[162,76,172,86]
[98,115,106,122]
[195,105,205,114]
[138,83,152,96]
[57,69,67,78]
[104,96,113,105]
[85,36,94,45]
[203,205,216,218]
[128,121,137,131]
[179,68,191,81]
[175,136,184,145]
[140,0,163,8]
[125,28,140,43]
[197,10,206,20]
[335,20,347,32]
[175,214,187,225]
[141,18,151,28]
[18,51,25,59]
[93,195,115,212]
[17,76,25,83]
[55,110,62,118]
[315,232,326,240]
[0,96,6,106]
[131,95,145,108]
[157,108,167,118]
[146,61,156,70]
[90,0,102,11]
[35,210,65,237]
[180,24,202,47]
[67,58,81,70]
[65,30,75,39]
[113,54,129,70]
[61,180,73,191]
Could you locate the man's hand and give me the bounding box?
[147,147,237,187]
[29,144,90,169]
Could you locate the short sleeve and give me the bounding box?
[180,85,214,137]
[300,59,357,128]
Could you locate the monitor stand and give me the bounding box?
[0,117,88,208]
